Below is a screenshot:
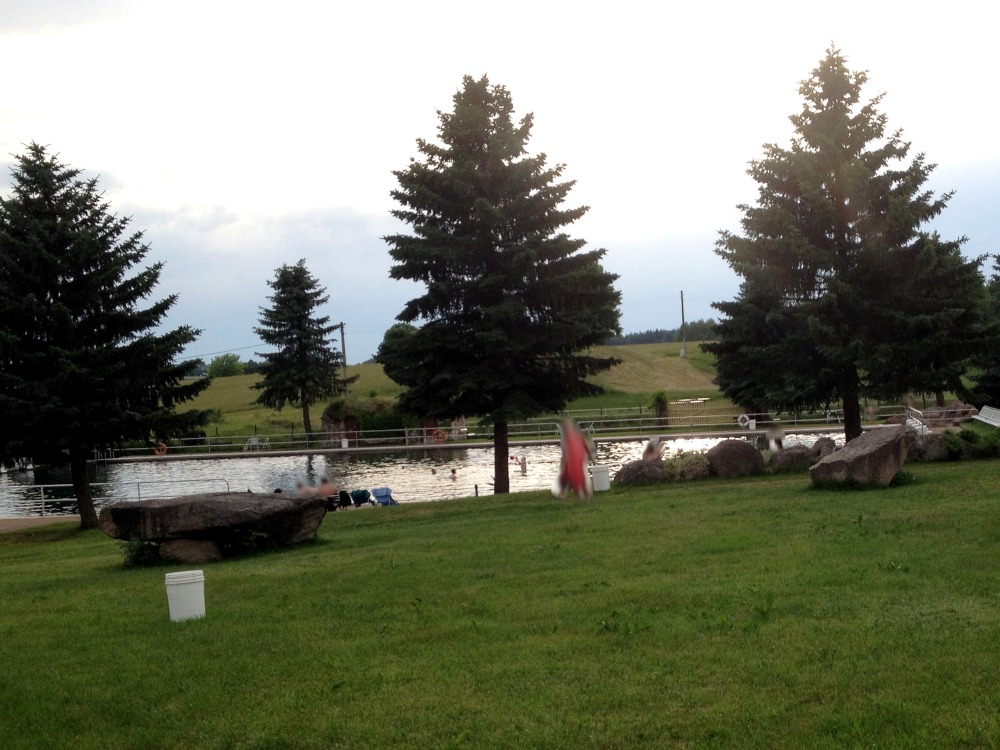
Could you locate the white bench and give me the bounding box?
[974,405,1000,428]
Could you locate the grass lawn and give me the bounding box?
[4,461,998,749]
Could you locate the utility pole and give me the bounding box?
[338,322,348,395]
[679,290,687,358]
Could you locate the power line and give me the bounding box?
[178,343,265,361]
[179,331,351,363]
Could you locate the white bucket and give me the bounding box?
[164,570,206,622]
[340,438,349,449]
[591,464,611,492]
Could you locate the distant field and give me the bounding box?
[189,343,721,435]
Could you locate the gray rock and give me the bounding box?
[99,492,327,548]
[706,439,763,479]
[809,425,908,488]
[915,433,951,462]
[769,445,813,473]
[614,459,667,486]
[810,437,837,459]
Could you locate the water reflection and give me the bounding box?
[1,432,841,517]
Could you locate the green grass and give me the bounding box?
[588,342,718,397]
[190,363,406,435]
[3,461,1000,748]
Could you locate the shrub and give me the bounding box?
[651,390,668,411]
[663,451,710,482]
[942,430,965,461]
[958,428,980,444]
[120,537,161,567]
[207,353,246,378]
[979,430,1000,458]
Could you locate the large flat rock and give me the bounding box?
[809,425,908,488]
[99,492,327,546]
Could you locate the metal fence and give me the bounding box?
[8,478,232,517]
[92,403,909,460]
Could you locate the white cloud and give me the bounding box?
[2,0,999,360]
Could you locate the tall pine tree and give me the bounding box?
[381,75,621,493]
[253,260,350,446]
[705,49,985,440]
[0,143,210,528]
[970,255,1000,407]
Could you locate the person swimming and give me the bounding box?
[317,476,337,498]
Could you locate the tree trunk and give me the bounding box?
[493,420,510,494]
[841,371,863,443]
[301,400,313,449]
[70,452,99,529]
[935,391,946,407]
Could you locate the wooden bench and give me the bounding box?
[974,405,1000,428]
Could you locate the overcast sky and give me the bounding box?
[2,1,998,363]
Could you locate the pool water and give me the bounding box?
[0,432,840,517]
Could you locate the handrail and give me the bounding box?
[88,404,910,460]
[4,478,231,517]
[13,483,115,517]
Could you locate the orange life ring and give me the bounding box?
[432,429,447,444]
[153,442,167,457]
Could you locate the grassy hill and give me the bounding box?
[588,342,716,395]
[188,342,720,435]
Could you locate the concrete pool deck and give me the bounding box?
[0,516,82,533]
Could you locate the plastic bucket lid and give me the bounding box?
[165,570,205,585]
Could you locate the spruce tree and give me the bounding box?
[0,143,209,528]
[705,49,985,440]
[253,260,349,446]
[382,75,621,493]
[970,256,1000,407]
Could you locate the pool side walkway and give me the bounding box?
[0,516,82,534]
[98,426,843,465]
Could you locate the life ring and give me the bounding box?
[153,442,167,457]
[432,429,447,444]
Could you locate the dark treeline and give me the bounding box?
[605,319,716,346]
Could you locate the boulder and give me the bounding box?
[910,431,974,462]
[706,439,763,479]
[769,445,814,473]
[768,437,838,473]
[99,493,327,553]
[809,437,837,460]
[160,539,223,564]
[614,459,667,486]
[809,425,908,488]
[913,432,951,462]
